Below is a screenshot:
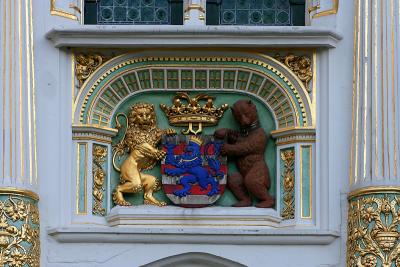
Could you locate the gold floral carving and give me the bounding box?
[347,193,400,267]
[281,150,295,220]
[92,145,107,216]
[75,54,108,87]
[0,196,40,267]
[275,53,313,92]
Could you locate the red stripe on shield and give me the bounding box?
[163,184,226,195]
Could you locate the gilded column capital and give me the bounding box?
[347,188,400,267]
[0,190,40,267]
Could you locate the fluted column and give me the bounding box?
[0,0,40,266]
[347,0,400,266]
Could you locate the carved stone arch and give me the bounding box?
[141,252,246,267]
[73,51,313,130]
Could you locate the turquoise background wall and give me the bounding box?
[111,90,277,206]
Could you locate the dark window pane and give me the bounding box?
[87,0,181,24]
[210,0,304,26]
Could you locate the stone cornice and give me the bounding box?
[46,25,342,48]
[48,227,340,245]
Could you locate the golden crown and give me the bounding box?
[160,92,229,127]
[189,135,203,146]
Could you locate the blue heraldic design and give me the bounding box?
[164,135,224,198]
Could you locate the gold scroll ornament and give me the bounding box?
[92,145,107,215]
[280,149,295,220]
[275,53,313,92]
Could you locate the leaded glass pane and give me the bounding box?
[220,0,291,25]
[97,0,171,25]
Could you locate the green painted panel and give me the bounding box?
[111,78,129,99]
[181,70,193,89]
[236,71,250,90]
[123,73,140,91]
[152,69,165,89]
[137,70,152,89]
[258,80,276,98]
[102,88,120,106]
[195,70,207,89]
[167,70,179,89]
[248,74,264,93]
[78,143,87,214]
[95,99,113,116]
[209,70,222,88]
[301,146,311,218]
[223,70,235,89]
[111,91,276,207]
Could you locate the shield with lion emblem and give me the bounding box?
[161,134,227,208]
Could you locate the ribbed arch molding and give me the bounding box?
[74,51,313,130]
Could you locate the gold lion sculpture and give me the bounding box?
[112,103,175,206]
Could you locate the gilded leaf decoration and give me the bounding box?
[275,53,313,92]
[281,149,295,220]
[0,196,40,267]
[347,193,400,267]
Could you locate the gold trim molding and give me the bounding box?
[311,0,339,19]
[348,186,400,199]
[0,187,39,201]
[50,0,78,20]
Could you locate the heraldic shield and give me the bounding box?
[161,135,227,208]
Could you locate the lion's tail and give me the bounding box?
[112,151,121,172]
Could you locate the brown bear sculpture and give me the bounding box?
[214,99,275,208]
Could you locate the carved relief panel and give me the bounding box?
[70,50,316,228]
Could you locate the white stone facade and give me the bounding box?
[1,0,399,266]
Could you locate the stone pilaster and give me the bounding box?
[184,0,206,26]
[347,0,400,266]
[0,0,40,266]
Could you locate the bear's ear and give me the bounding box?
[247,100,252,105]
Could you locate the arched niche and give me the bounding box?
[73,51,313,128]
[71,51,316,227]
[141,252,246,267]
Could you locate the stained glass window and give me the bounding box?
[206,0,305,26]
[84,0,183,25]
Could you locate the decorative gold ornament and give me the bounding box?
[0,196,40,267]
[92,144,107,216]
[160,92,228,135]
[347,192,400,267]
[280,150,295,220]
[75,54,108,87]
[275,53,313,92]
[112,103,176,206]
